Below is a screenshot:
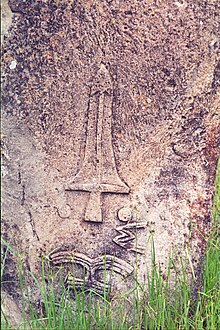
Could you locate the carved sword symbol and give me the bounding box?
[65,64,129,222]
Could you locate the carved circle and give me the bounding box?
[118,207,133,222]
[57,204,71,218]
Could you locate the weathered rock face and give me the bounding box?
[1,0,219,298]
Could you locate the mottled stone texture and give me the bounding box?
[1,0,220,304]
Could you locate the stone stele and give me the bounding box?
[1,0,220,304]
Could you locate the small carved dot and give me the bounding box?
[118,207,133,222]
[57,204,71,219]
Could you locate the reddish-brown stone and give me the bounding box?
[1,0,219,318]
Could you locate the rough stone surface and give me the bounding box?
[1,290,23,327]
[1,0,13,44]
[1,0,220,306]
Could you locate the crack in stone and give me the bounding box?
[28,211,39,241]
[18,164,25,205]
[21,185,25,206]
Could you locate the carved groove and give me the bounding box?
[50,250,133,294]
[113,222,147,254]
